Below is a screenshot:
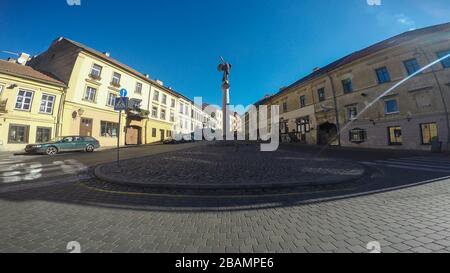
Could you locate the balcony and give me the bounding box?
[88,73,102,81]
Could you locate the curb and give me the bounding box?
[93,162,368,191]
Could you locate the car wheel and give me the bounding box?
[46,146,58,156]
[86,144,95,153]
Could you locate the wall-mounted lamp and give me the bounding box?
[78,108,85,116]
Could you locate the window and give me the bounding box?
[151,107,158,118]
[100,121,118,137]
[185,106,189,115]
[90,64,102,79]
[111,72,121,86]
[0,84,4,96]
[349,128,367,143]
[299,96,306,108]
[342,78,353,93]
[8,124,29,143]
[317,88,325,102]
[282,102,288,112]
[171,99,176,108]
[36,127,52,143]
[421,123,438,145]
[107,93,117,107]
[388,126,402,145]
[162,94,167,105]
[84,86,97,102]
[170,111,175,122]
[376,67,391,84]
[135,82,142,94]
[160,109,166,120]
[39,94,56,114]
[404,58,421,76]
[297,117,310,134]
[180,103,184,114]
[152,128,157,137]
[15,89,34,111]
[385,99,399,114]
[347,105,358,121]
[153,90,159,101]
[437,50,450,69]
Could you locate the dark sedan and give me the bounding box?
[25,136,101,156]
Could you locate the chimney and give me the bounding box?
[155,79,164,86]
[7,58,16,63]
[144,74,150,79]
[103,52,110,57]
[17,53,30,66]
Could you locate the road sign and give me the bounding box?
[114,97,129,111]
[120,88,128,98]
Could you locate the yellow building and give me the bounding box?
[0,59,66,152]
[30,37,184,147]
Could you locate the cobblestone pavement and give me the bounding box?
[96,144,365,188]
[0,173,450,253]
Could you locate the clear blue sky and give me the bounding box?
[1,0,449,107]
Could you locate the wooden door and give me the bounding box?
[80,118,93,137]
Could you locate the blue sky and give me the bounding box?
[1,0,449,107]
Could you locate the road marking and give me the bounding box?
[361,157,450,173]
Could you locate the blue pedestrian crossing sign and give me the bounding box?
[120,88,128,98]
[114,97,129,111]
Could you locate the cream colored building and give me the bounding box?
[0,58,66,152]
[249,22,450,151]
[29,37,195,147]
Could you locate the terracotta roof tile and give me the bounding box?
[0,60,66,87]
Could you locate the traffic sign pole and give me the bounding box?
[117,110,122,167]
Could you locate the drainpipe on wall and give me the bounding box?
[327,73,342,146]
[56,88,67,137]
[419,47,450,150]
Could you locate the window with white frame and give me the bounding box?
[162,94,167,105]
[107,93,117,107]
[151,107,158,118]
[15,89,34,111]
[90,64,102,79]
[180,103,184,114]
[160,109,166,120]
[170,111,175,122]
[171,99,176,108]
[39,94,56,114]
[84,86,97,102]
[153,90,159,101]
[135,82,142,94]
[111,72,121,86]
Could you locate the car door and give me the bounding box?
[59,137,75,151]
[73,137,87,151]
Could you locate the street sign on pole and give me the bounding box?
[114,97,129,111]
[114,96,129,167]
[120,88,128,98]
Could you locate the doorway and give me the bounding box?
[80,118,93,136]
[126,126,142,145]
[318,122,338,145]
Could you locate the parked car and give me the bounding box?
[163,138,176,144]
[25,136,101,155]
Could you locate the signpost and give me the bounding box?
[115,89,129,166]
